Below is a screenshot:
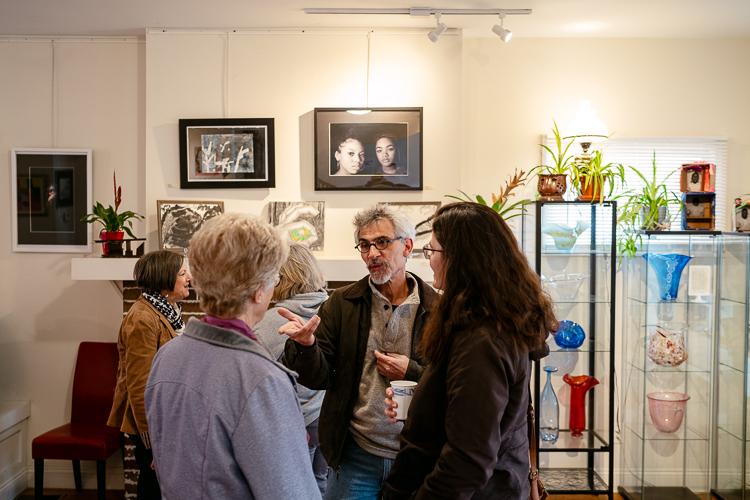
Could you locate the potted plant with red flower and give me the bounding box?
[81,172,144,254]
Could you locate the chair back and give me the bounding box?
[70,342,119,424]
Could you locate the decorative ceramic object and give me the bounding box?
[643,253,693,301]
[541,221,590,252]
[540,366,559,443]
[554,320,586,349]
[647,325,688,367]
[647,392,690,433]
[537,174,568,201]
[563,374,599,437]
[542,273,589,301]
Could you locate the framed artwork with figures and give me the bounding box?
[179,118,275,189]
[314,108,423,191]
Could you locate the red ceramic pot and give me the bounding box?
[537,174,568,201]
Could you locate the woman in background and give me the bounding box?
[254,243,330,497]
[332,130,365,175]
[108,250,191,499]
[373,133,406,176]
[383,203,557,499]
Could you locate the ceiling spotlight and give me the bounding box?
[428,13,448,43]
[492,14,512,42]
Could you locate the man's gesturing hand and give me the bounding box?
[374,350,408,380]
[277,307,320,347]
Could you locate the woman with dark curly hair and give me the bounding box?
[384,202,558,499]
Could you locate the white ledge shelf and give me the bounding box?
[0,401,30,433]
[72,257,434,283]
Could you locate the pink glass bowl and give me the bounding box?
[647,392,690,433]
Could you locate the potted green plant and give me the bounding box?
[570,149,625,204]
[81,172,144,254]
[446,168,531,220]
[536,119,575,200]
[615,152,682,263]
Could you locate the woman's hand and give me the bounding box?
[277,307,320,346]
[384,387,399,423]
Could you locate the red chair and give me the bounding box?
[32,341,121,500]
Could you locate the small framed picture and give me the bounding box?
[269,201,325,251]
[387,202,441,254]
[314,108,423,191]
[11,148,92,253]
[157,200,225,251]
[179,118,275,189]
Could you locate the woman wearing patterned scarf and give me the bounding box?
[107,250,190,500]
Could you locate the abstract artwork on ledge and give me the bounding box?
[157,200,224,252]
[268,201,325,251]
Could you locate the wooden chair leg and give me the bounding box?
[72,459,82,491]
[97,460,106,500]
[34,459,44,500]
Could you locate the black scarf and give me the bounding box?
[142,289,185,333]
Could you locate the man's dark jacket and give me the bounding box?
[282,273,438,470]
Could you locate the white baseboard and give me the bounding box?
[0,468,27,500]
[27,462,125,490]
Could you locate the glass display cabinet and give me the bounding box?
[713,233,750,500]
[620,231,721,500]
[521,200,616,498]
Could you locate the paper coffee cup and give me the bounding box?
[390,380,418,421]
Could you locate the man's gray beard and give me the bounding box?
[370,266,392,285]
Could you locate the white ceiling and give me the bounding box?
[1,0,749,39]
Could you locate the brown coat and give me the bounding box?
[107,296,176,448]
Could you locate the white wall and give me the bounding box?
[461,37,750,214]
[0,38,145,490]
[145,31,462,256]
[2,32,750,492]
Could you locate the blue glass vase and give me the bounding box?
[554,320,586,349]
[540,366,559,443]
[643,253,693,301]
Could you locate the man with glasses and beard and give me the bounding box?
[279,204,438,500]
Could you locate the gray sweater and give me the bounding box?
[145,319,319,500]
[253,291,328,427]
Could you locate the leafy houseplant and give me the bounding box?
[81,173,144,250]
[536,120,575,200]
[615,152,682,263]
[446,169,531,220]
[570,149,625,204]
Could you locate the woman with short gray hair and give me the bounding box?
[144,213,320,499]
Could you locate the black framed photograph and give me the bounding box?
[314,108,423,191]
[157,200,225,251]
[179,118,275,189]
[11,148,92,253]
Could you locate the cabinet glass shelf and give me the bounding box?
[541,467,608,494]
[539,429,609,451]
[522,200,616,500]
[627,422,708,442]
[622,232,718,500]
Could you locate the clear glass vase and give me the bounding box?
[540,366,559,443]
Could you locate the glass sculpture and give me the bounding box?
[563,374,599,437]
[540,366,560,443]
[554,320,586,349]
[643,253,693,301]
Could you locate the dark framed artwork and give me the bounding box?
[179,118,275,189]
[314,108,423,191]
[388,202,441,254]
[11,148,92,253]
[157,200,225,251]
